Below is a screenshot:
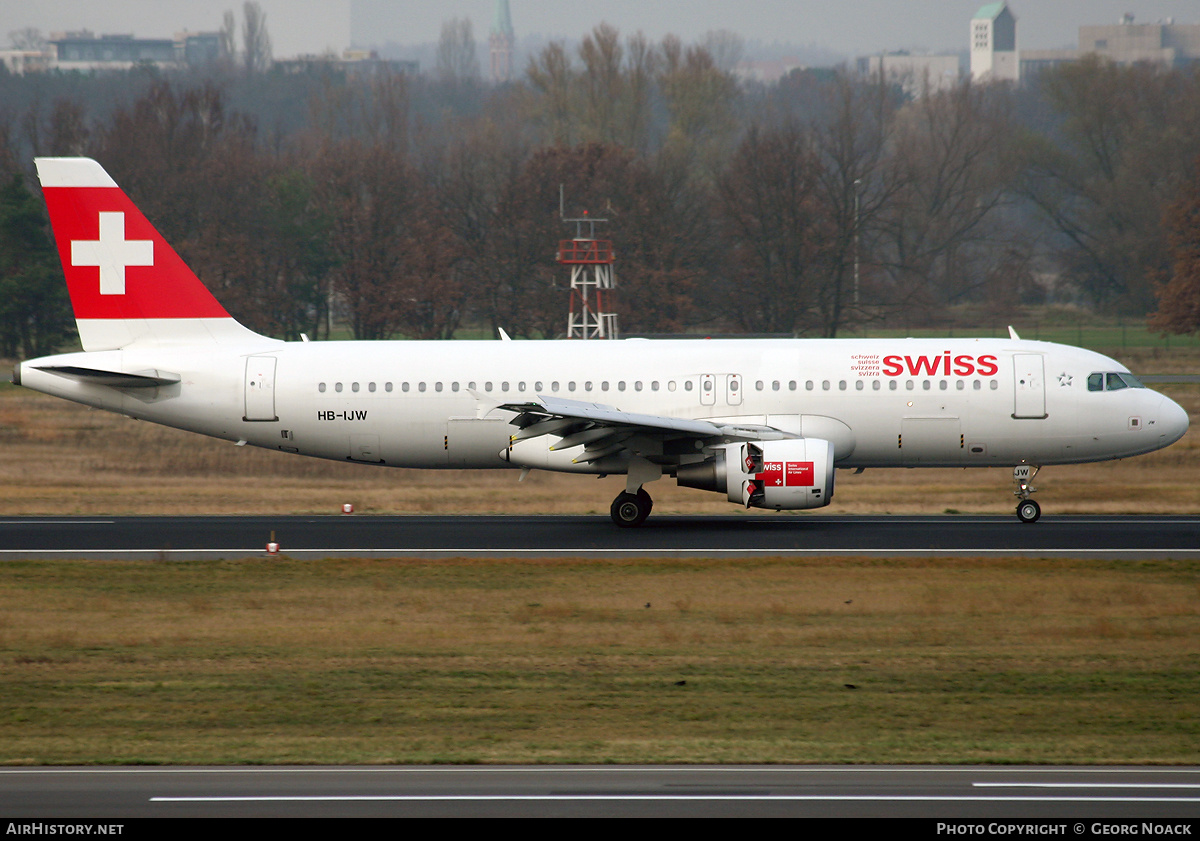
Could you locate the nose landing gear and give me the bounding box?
[1013,464,1041,523]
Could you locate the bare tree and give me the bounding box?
[525,41,577,146]
[1149,155,1200,335]
[715,124,832,334]
[436,18,480,84]
[8,28,46,51]
[875,80,1017,308]
[219,11,236,67]
[242,1,272,75]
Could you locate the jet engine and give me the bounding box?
[676,439,835,510]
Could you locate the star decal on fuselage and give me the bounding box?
[1057,372,1073,387]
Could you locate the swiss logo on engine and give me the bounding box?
[757,461,814,487]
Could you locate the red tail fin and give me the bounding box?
[35,157,265,351]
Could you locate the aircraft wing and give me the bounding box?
[497,394,795,463]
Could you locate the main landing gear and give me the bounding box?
[1013,464,1041,523]
[611,488,653,527]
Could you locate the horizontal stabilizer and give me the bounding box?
[34,365,181,388]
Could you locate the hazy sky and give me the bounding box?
[4,1,1199,59]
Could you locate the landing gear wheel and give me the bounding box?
[1016,499,1041,524]
[611,489,652,528]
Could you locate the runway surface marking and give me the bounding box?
[149,794,1200,803]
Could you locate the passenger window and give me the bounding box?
[419,382,427,392]
[368,382,376,392]
[318,383,326,393]
[385,382,393,392]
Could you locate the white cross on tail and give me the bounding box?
[71,211,153,295]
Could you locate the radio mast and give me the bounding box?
[558,187,617,339]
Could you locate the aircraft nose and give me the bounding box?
[1157,394,1190,447]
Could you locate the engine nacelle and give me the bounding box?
[676,438,835,510]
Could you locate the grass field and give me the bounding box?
[1,555,1197,765]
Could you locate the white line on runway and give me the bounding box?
[150,795,1200,803]
[975,782,1200,789]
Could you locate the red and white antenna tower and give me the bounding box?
[558,187,617,339]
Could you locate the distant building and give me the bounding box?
[489,0,515,84]
[857,52,961,96]
[0,49,51,75]
[970,2,1019,83]
[276,49,417,77]
[733,58,806,85]
[47,30,225,72]
[1079,16,1200,67]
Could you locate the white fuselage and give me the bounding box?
[17,336,1189,474]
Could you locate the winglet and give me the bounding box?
[1008,325,1021,340]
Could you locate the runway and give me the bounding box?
[0,514,1196,560]
[3,765,1200,818]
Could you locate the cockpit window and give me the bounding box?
[1089,372,1146,392]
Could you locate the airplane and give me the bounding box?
[11,157,1191,527]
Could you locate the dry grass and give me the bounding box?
[1,555,1197,765]
[0,371,1197,516]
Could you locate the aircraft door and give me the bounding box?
[244,356,278,422]
[1013,354,1047,419]
[700,374,716,405]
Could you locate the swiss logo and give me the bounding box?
[70,211,153,295]
[757,461,814,488]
